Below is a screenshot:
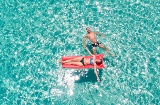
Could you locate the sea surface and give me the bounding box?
[0,0,159,105]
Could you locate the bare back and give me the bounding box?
[86,32,98,43]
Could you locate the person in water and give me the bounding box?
[59,47,102,82]
[83,27,115,56]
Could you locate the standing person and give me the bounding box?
[82,27,115,56]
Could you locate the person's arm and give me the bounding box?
[85,47,93,56]
[82,36,87,48]
[93,56,100,82]
[94,31,106,38]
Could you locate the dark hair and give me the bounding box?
[96,59,102,65]
[86,27,90,30]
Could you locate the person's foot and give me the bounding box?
[58,60,62,63]
[59,60,67,63]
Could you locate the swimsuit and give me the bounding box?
[80,58,85,66]
[92,42,101,47]
[90,58,94,65]
[80,58,94,66]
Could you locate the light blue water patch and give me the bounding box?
[0,0,159,105]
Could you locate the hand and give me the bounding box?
[103,35,106,38]
[100,34,106,38]
[111,54,116,57]
[102,35,106,38]
[97,78,100,82]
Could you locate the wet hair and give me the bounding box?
[86,27,90,30]
[96,59,102,65]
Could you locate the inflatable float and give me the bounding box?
[61,54,105,69]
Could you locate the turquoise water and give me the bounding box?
[0,0,159,104]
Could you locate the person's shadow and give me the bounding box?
[73,69,103,83]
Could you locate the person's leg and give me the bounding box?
[98,44,115,56]
[92,47,97,55]
[62,57,83,63]
[63,62,83,66]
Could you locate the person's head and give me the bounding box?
[86,27,91,33]
[95,59,102,65]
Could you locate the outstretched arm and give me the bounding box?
[85,47,93,56]
[95,32,106,38]
[82,36,87,48]
[93,57,100,82]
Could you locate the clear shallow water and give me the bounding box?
[0,0,159,105]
